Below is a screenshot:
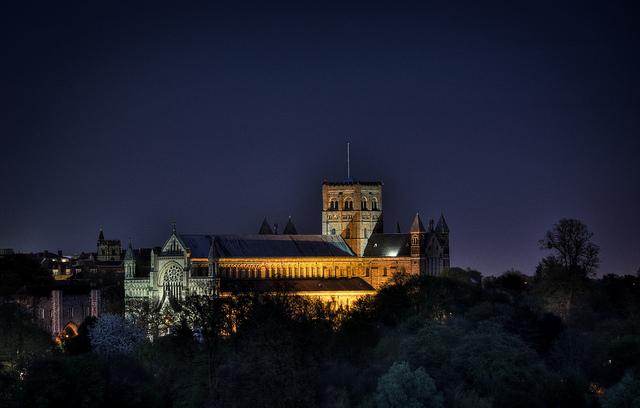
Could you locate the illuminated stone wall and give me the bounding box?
[321,181,383,257]
[214,256,418,290]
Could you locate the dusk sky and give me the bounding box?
[1,1,638,276]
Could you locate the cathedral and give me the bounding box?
[124,180,450,310]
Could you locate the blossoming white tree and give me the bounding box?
[88,313,144,355]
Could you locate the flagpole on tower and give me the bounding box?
[347,142,350,180]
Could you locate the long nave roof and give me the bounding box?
[180,234,355,258]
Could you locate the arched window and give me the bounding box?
[412,235,419,245]
[331,228,336,235]
[371,197,379,211]
[344,198,353,210]
[163,265,184,300]
[361,197,367,210]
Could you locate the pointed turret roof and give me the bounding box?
[98,228,104,241]
[436,214,449,233]
[410,213,426,233]
[124,241,135,261]
[283,217,298,235]
[259,218,274,234]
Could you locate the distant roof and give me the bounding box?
[179,234,355,258]
[220,277,375,293]
[363,233,411,257]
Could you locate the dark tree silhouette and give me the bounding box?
[538,219,599,276]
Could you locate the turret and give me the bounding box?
[283,217,298,235]
[410,213,426,257]
[435,214,450,271]
[436,214,449,234]
[258,218,273,234]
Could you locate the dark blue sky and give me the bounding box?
[1,1,639,275]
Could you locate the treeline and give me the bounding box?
[1,219,639,407]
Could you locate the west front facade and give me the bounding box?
[124,180,450,311]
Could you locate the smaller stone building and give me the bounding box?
[14,283,104,340]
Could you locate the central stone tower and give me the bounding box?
[322,181,383,256]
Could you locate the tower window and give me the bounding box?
[331,228,336,235]
[344,198,353,210]
[372,198,379,211]
[361,198,367,210]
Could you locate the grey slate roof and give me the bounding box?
[180,235,213,258]
[363,233,411,257]
[179,234,355,258]
[220,277,375,293]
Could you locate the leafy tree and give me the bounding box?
[441,267,481,285]
[0,303,51,364]
[448,323,554,408]
[0,255,53,296]
[493,269,529,294]
[126,298,165,340]
[0,368,21,408]
[601,370,640,408]
[374,361,443,408]
[21,354,107,408]
[89,314,144,356]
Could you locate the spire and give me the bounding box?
[171,221,177,234]
[395,221,401,233]
[283,217,298,235]
[98,227,104,241]
[436,214,449,233]
[410,213,426,233]
[124,241,135,261]
[428,219,435,232]
[259,218,273,234]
